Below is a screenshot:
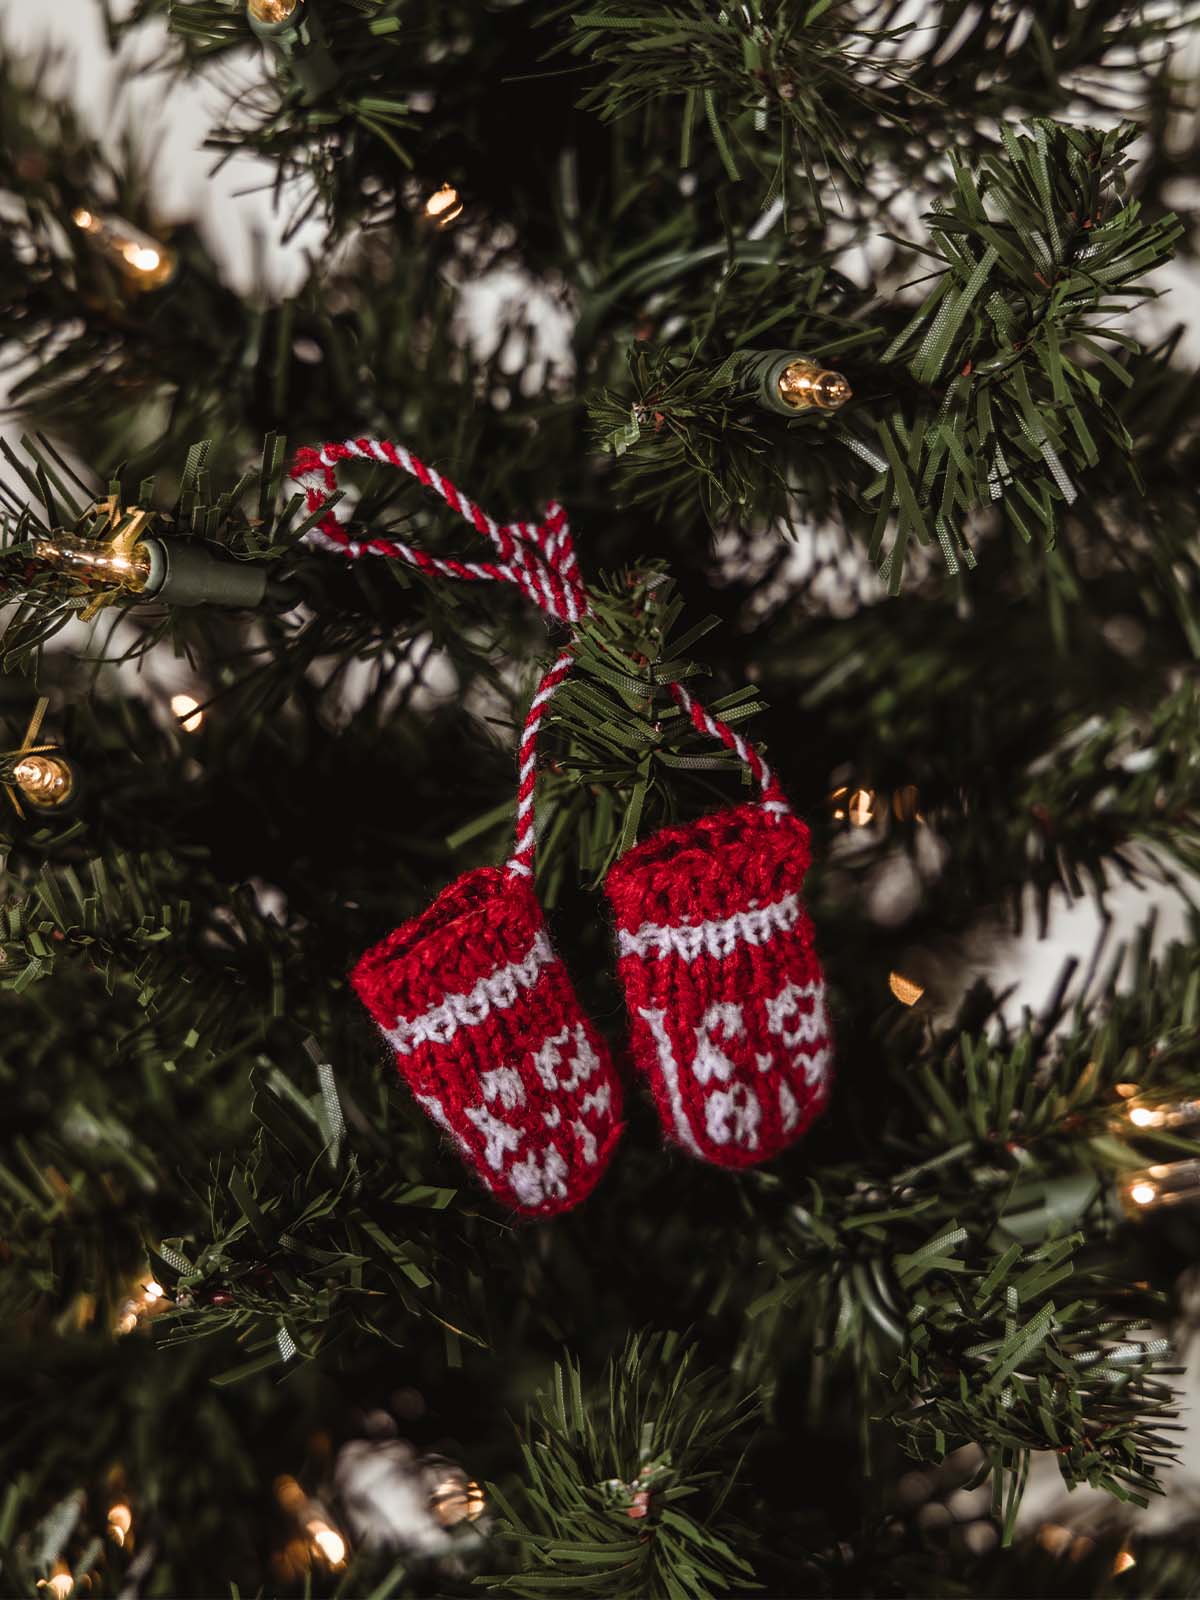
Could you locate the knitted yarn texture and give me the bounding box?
[290,436,833,1204]
[351,866,623,1217]
[605,802,833,1167]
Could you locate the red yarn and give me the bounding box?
[290,439,587,625]
[291,437,832,1188]
[605,803,832,1168]
[352,866,623,1217]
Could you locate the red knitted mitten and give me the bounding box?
[353,864,622,1217]
[289,438,827,1189]
[604,691,833,1168]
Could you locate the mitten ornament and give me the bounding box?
[290,434,832,1196]
[605,685,832,1168]
[350,851,622,1218]
[292,442,621,1218]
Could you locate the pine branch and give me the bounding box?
[737,933,1198,1534]
[481,1332,759,1598]
[563,0,913,214]
[151,1055,474,1383]
[864,120,1181,587]
[898,0,1194,121]
[123,0,415,234]
[456,567,771,897]
[887,1230,1180,1540]
[590,120,1181,585]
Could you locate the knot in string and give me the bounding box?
[289,438,789,880]
[291,437,589,626]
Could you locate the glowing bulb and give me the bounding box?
[12,753,74,809]
[309,1524,346,1566]
[171,694,203,732]
[889,972,924,1006]
[778,359,852,413]
[107,1503,133,1545]
[847,787,875,827]
[1128,1106,1158,1128]
[1112,1548,1136,1574]
[37,1567,73,1598]
[143,1280,165,1301]
[122,243,162,273]
[430,1475,486,1526]
[248,0,300,20]
[70,209,176,289]
[35,532,153,589]
[1114,1082,1140,1099]
[424,183,464,226]
[1129,1182,1158,1207]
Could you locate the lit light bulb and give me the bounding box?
[429,1474,486,1526]
[847,787,875,827]
[831,784,885,825]
[1112,1548,1136,1574]
[778,359,852,413]
[889,972,924,1007]
[1121,1093,1200,1132]
[122,242,162,273]
[308,1523,347,1567]
[37,1566,73,1599]
[143,1280,165,1301]
[424,183,464,227]
[12,753,75,810]
[2,699,82,821]
[71,206,176,289]
[170,694,204,732]
[248,0,300,19]
[1121,1159,1200,1217]
[35,532,153,590]
[107,1503,133,1546]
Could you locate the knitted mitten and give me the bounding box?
[353,864,622,1217]
[605,712,832,1168]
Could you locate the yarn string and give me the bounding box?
[507,647,574,879]
[667,681,791,817]
[288,438,790,876]
[290,437,587,624]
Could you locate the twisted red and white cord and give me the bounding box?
[507,648,575,879]
[668,682,791,818]
[289,438,789,874]
[291,438,587,626]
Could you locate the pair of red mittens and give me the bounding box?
[351,798,832,1219]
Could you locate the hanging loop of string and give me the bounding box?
[291,438,588,625]
[668,682,790,816]
[289,438,791,877]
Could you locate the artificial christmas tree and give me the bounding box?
[2,2,1200,1596]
